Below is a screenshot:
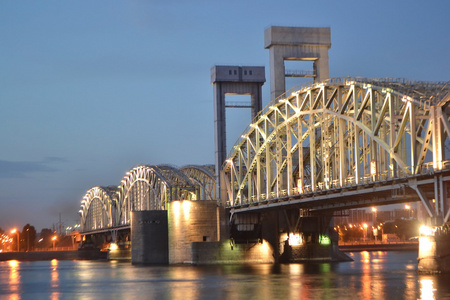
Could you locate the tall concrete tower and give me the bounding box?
[211,65,265,198]
[264,26,331,100]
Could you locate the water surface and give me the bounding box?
[1,251,449,299]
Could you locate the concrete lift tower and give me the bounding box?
[211,65,265,198]
[264,26,331,99]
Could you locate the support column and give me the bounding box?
[264,26,331,100]
[131,211,168,265]
[418,225,450,273]
[211,66,265,198]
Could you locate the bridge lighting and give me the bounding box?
[183,200,191,218]
[419,225,436,237]
[370,160,377,176]
[401,95,413,103]
[288,233,303,246]
[319,235,331,245]
[109,243,118,250]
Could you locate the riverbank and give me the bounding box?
[0,250,107,261]
[339,241,418,252]
[0,242,418,262]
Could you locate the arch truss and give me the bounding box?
[222,77,450,222]
[180,165,216,201]
[117,164,198,225]
[79,186,119,232]
[79,164,217,231]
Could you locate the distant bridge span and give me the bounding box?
[79,164,216,233]
[222,77,450,224]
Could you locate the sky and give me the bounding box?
[1,0,449,232]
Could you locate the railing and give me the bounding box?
[285,69,315,77]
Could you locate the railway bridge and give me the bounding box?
[77,26,450,270]
[78,77,450,270]
[222,77,450,222]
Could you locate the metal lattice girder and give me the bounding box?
[222,78,450,220]
[180,165,217,201]
[117,164,199,226]
[79,186,119,232]
[79,164,217,232]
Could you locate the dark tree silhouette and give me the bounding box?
[21,224,36,251]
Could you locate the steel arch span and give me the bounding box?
[79,164,216,232]
[79,186,119,232]
[117,164,200,226]
[180,165,216,201]
[222,77,450,222]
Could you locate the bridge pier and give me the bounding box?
[276,212,347,263]
[131,210,169,265]
[418,220,450,273]
[230,209,350,263]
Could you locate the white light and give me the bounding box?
[419,225,436,237]
[288,233,303,246]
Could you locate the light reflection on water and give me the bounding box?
[0,252,449,299]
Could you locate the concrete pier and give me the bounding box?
[418,225,450,273]
[131,210,168,264]
[168,200,224,264]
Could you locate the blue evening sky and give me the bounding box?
[1,1,449,231]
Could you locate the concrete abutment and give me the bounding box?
[418,224,450,273]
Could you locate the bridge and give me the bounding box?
[77,77,450,267]
[79,164,216,233]
[76,25,449,269]
[222,77,450,226]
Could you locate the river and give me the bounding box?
[1,251,449,299]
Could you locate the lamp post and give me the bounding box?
[52,236,57,251]
[11,229,19,252]
[363,223,368,242]
[371,207,377,225]
[26,228,29,252]
[405,204,411,219]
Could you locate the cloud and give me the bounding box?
[0,157,67,178]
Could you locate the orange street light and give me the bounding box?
[52,236,57,251]
[11,229,19,252]
[363,223,368,242]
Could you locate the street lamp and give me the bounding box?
[363,223,368,242]
[52,236,57,251]
[11,229,19,252]
[405,204,411,219]
[371,207,377,225]
[26,228,30,252]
